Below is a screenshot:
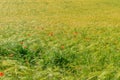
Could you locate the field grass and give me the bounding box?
[0,0,120,80]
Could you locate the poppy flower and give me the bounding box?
[0,72,4,77]
[49,32,54,36]
[61,45,65,49]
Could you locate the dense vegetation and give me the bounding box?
[0,0,120,79]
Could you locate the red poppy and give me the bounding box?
[49,32,54,36]
[0,72,4,77]
[61,45,65,49]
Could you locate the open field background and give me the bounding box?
[0,0,120,80]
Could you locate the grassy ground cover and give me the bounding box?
[0,0,120,80]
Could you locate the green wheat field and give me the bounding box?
[0,0,120,80]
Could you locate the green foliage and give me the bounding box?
[0,0,120,79]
